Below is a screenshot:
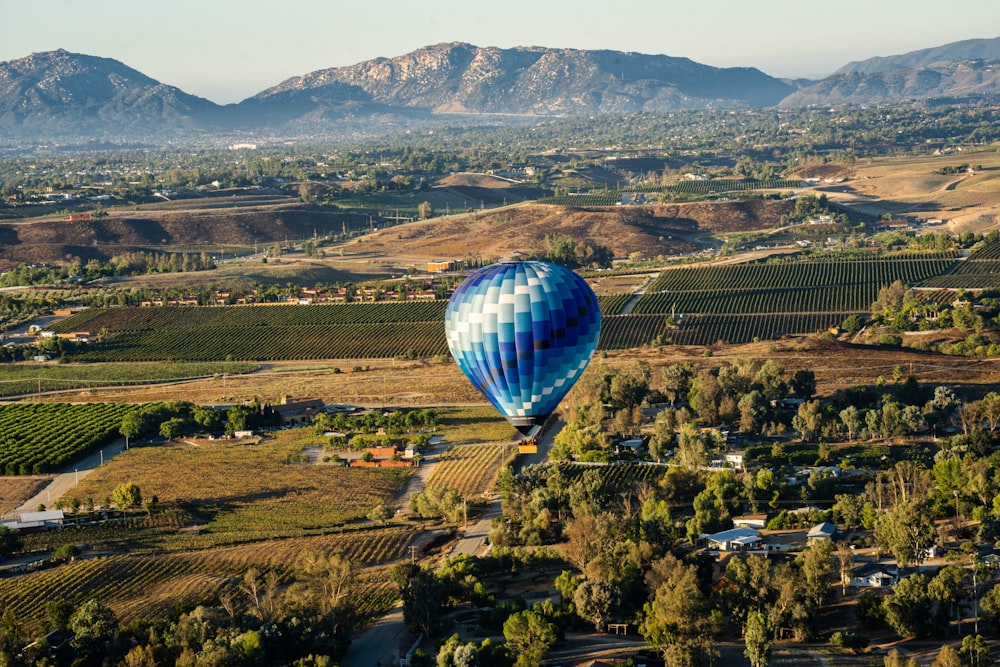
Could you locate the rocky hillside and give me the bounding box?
[245,42,794,116]
[780,58,1000,107]
[3,38,1000,141]
[0,50,221,137]
[835,37,1000,75]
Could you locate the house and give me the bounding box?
[616,437,643,454]
[850,562,898,588]
[732,514,769,530]
[427,260,455,273]
[807,522,838,544]
[703,527,762,552]
[274,396,325,426]
[1,509,66,533]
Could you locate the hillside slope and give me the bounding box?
[348,200,795,262]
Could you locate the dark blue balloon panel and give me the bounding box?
[444,261,602,434]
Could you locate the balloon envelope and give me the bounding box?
[444,261,602,436]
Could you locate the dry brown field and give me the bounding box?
[29,337,1000,411]
[0,477,48,515]
[828,150,1000,233]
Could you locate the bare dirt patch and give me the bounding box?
[0,477,49,515]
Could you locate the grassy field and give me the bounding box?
[434,405,519,444]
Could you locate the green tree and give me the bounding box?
[69,599,119,664]
[790,369,816,400]
[112,481,142,510]
[743,611,773,667]
[875,500,936,567]
[573,580,616,632]
[159,417,186,440]
[960,634,990,666]
[502,610,557,667]
[0,526,22,559]
[792,400,824,442]
[883,573,934,638]
[800,539,835,607]
[641,556,715,666]
[119,411,144,449]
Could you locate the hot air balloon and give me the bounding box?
[444,260,602,438]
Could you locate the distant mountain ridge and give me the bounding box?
[836,37,1000,75]
[0,49,220,137]
[1,37,999,141]
[247,42,794,115]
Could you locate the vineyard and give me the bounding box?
[555,462,667,492]
[71,441,411,545]
[49,302,450,333]
[634,285,877,314]
[644,256,956,294]
[68,321,449,362]
[0,402,141,475]
[669,313,852,346]
[919,241,1000,288]
[599,315,671,349]
[663,178,802,195]
[597,293,632,316]
[426,443,518,497]
[536,179,802,205]
[0,361,258,398]
[0,528,412,631]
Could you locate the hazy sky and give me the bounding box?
[4,0,998,104]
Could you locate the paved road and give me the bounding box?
[13,437,129,515]
[340,605,411,667]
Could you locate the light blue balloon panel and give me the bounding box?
[444,261,602,436]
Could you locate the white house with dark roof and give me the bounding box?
[850,562,898,588]
[703,527,762,552]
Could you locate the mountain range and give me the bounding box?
[1,38,998,142]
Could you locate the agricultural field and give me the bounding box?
[426,443,518,498]
[599,314,672,349]
[68,321,449,362]
[537,178,802,205]
[0,531,412,632]
[670,313,853,346]
[0,360,258,398]
[642,254,956,295]
[554,462,667,493]
[48,302,450,333]
[434,406,520,444]
[919,239,1000,288]
[69,439,411,547]
[0,402,141,475]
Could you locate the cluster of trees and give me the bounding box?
[314,408,437,450]
[532,233,614,270]
[0,552,363,666]
[484,456,850,664]
[0,252,216,288]
[871,280,998,335]
[551,358,821,464]
[391,550,582,667]
[117,399,279,443]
